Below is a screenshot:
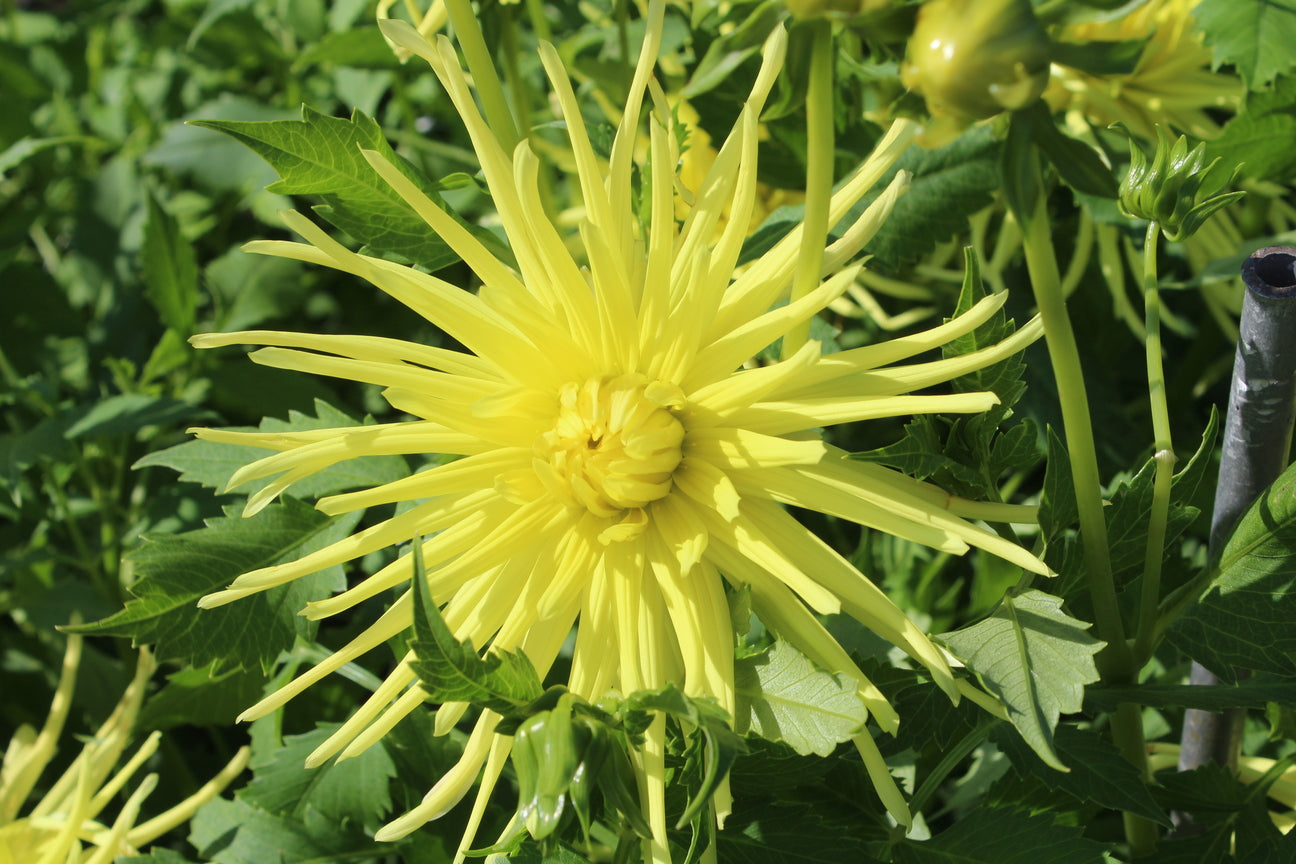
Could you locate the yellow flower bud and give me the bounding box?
[901,0,1050,122]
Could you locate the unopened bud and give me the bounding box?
[1118,126,1244,241]
[901,0,1050,122]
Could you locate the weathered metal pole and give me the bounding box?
[1176,246,1296,785]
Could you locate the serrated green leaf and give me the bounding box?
[733,639,869,757]
[862,127,1001,267]
[939,590,1103,771]
[189,797,382,864]
[240,722,396,830]
[993,724,1171,826]
[71,499,354,674]
[1194,0,1296,90]
[142,192,199,335]
[1038,427,1078,541]
[408,542,545,714]
[134,399,408,499]
[1207,75,1296,182]
[192,106,461,270]
[1170,459,1296,680]
[892,806,1107,864]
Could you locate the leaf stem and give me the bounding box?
[781,19,833,360]
[1134,222,1175,666]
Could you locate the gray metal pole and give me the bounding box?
[1176,246,1296,788]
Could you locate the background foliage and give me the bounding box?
[6,0,1296,862]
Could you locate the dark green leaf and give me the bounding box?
[240,722,397,830]
[1031,108,1119,199]
[1207,75,1296,182]
[64,394,200,440]
[993,724,1171,826]
[939,590,1103,770]
[139,663,268,730]
[189,797,383,864]
[142,192,199,335]
[1170,459,1296,680]
[1039,427,1079,541]
[134,399,408,500]
[71,499,354,674]
[1001,108,1041,223]
[295,27,406,70]
[718,799,885,864]
[408,541,545,714]
[892,806,1107,864]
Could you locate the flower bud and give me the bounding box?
[1118,125,1244,241]
[901,0,1050,122]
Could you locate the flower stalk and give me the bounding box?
[1018,164,1157,855]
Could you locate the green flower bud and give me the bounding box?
[1118,126,1245,242]
[901,0,1050,122]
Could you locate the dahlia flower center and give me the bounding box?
[538,375,686,517]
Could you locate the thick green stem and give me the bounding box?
[781,20,833,360]
[1134,223,1176,665]
[1020,192,1128,674]
[1020,185,1156,856]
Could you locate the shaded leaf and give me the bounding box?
[892,806,1107,864]
[992,724,1171,826]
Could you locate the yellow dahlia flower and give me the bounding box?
[0,632,249,864]
[188,6,1046,860]
[1047,0,1243,140]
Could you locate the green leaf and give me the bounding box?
[408,541,545,715]
[938,590,1103,771]
[189,798,383,864]
[139,663,268,730]
[71,499,354,674]
[294,27,406,70]
[992,724,1171,826]
[1001,108,1041,223]
[240,722,397,830]
[1039,427,1079,541]
[117,851,202,864]
[192,106,462,270]
[1207,75,1296,182]
[892,807,1108,864]
[141,192,199,335]
[1170,459,1296,680]
[1194,0,1296,90]
[0,135,98,177]
[134,399,408,499]
[64,394,201,440]
[718,800,886,864]
[733,639,869,757]
[1030,107,1119,199]
[862,127,1001,267]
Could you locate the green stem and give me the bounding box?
[781,19,833,360]
[1020,190,1127,675]
[1019,182,1156,856]
[443,0,520,150]
[1134,223,1176,666]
